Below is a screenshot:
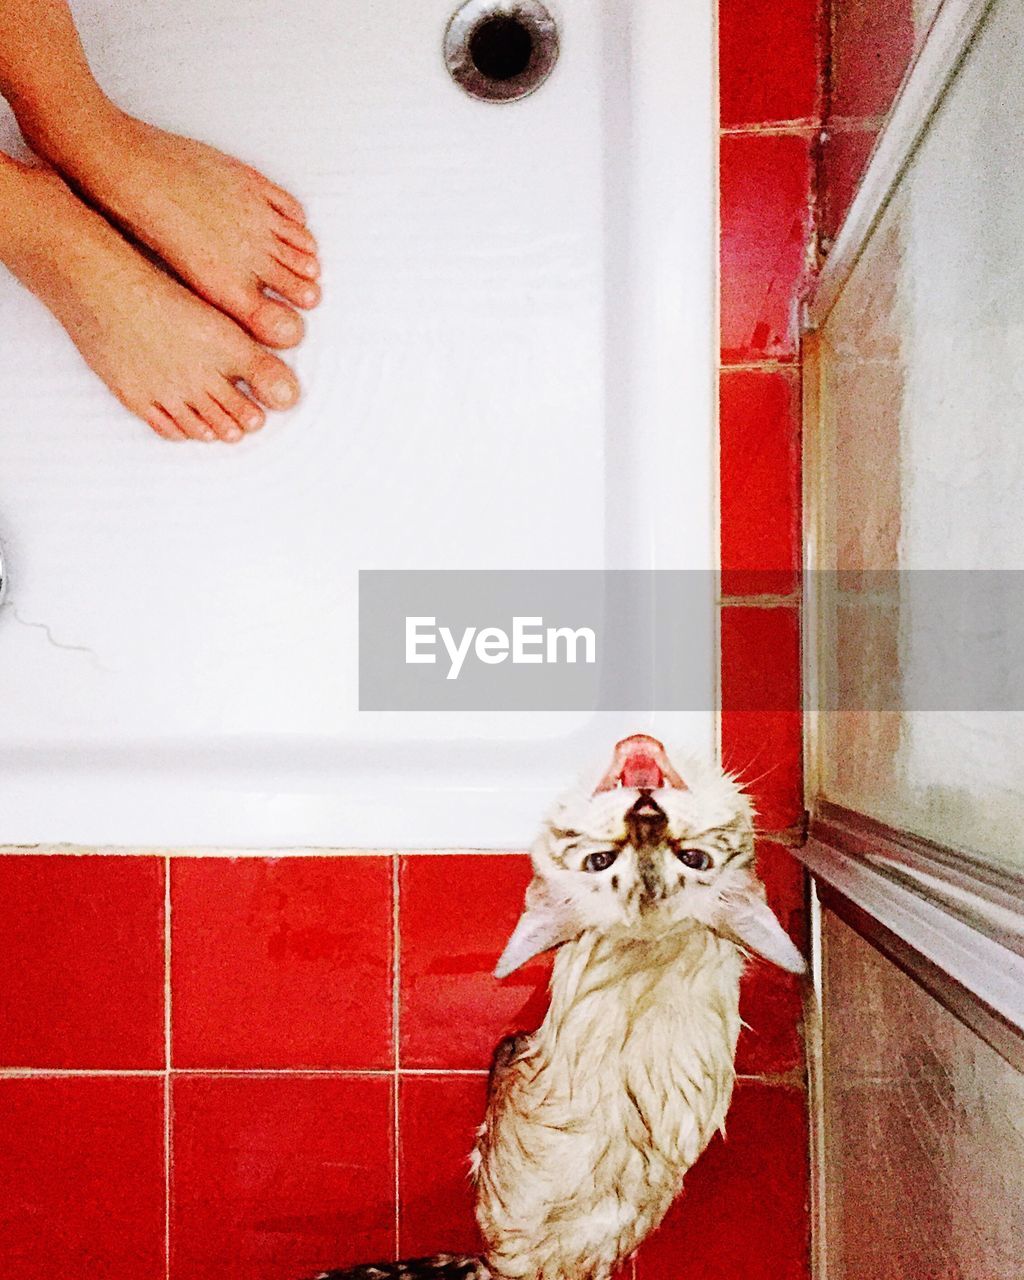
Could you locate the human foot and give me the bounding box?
[22,102,321,352]
[0,160,300,441]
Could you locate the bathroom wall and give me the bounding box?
[0,3,820,1277]
[0,846,808,1280]
[706,1,823,1272]
[821,911,1024,1278]
[810,1,1024,1277]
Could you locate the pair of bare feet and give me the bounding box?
[1,94,320,442]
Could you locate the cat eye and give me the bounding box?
[583,850,619,873]
[676,848,712,871]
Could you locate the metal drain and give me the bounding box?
[445,0,559,103]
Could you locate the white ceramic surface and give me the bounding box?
[0,0,715,847]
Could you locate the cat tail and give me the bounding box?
[309,1255,489,1279]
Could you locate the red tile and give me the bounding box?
[399,1074,489,1258]
[721,606,803,831]
[720,0,821,126]
[755,839,806,926]
[737,959,805,1074]
[831,0,916,120]
[720,135,814,363]
[634,1082,809,1280]
[171,856,393,1069]
[821,125,878,244]
[720,369,802,597]
[0,1077,165,1280]
[171,1074,393,1280]
[736,842,807,1075]
[0,854,164,1069]
[400,855,552,1070]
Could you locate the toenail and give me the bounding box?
[244,408,263,429]
[271,380,297,407]
[226,426,243,441]
[276,315,300,339]
[300,286,318,306]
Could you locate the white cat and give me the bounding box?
[312,735,803,1280]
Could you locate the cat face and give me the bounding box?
[496,735,805,977]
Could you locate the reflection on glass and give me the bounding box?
[813,0,1024,872]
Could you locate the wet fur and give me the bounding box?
[307,755,799,1280]
[472,759,754,1280]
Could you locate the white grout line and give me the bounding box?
[718,360,801,374]
[399,1068,490,1077]
[392,854,402,1259]
[0,1066,495,1078]
[720,121,821,136]
[0,1067,166,1077]
[164,854,172,1280]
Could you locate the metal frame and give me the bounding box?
[805,0,998,330]
[796,810,1024,1073]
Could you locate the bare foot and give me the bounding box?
[23,102,321,351]
[0,161,300,442]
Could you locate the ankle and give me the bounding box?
[0,158,69,247]
[15,83,120,173]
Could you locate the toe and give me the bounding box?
[234,285,304,348]
[262,259,321,310]
[272,239,320,280]
[178,404,218,442]
[243,350,300,411]
[145,404,186,442]
[215,379,265,432]
[274,216,318,255]
[199,392,245,443]
[263,182,306,223]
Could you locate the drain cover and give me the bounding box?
[445,0,559,103]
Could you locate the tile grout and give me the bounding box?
[720,121,822,136]
[0,1067,492,1078]
[719,360,801,373]
[1,1067,798,1081]
[718,594,802,607]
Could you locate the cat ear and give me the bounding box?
[494,879,581,978]
[714,882,806,974]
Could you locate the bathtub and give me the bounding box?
[0,0,714,848]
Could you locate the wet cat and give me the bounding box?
[309,735,804,1280]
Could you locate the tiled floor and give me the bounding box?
[0,850,808,1279]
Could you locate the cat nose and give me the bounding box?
[639,859,664,906]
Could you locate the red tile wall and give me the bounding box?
[718,0,820,1272]
[0,7,822,1278]
[0,847,809,1279]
